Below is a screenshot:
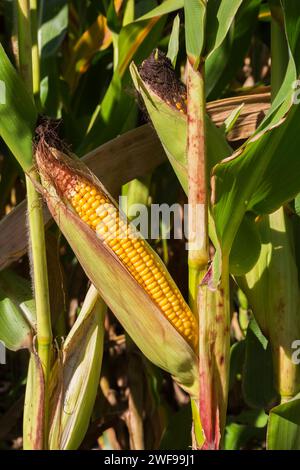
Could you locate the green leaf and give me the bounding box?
[206,0,262,99]
[184,0,206,62]
[233,408,268,427]
[267,398,300,450]
[224,422,264,450]
[0,45,37,171]
[81,17,165,153]
[160,404,193,450]
[191,399,205,448]
[205,0,243,57]
[229,340,245,390]
[39,0,68,115]
[0,270,35,351]
[138,0,184,20]
[237,209,300,399]
[213,101,300,255]
[281,0,300,76]
[167,14,180,68]
[123,0,135,24]
[258,0,300,131]
[211,1,300,252]
[82,0,183,152]
[229,214,261,276]
[295,193,300,217]
[0,298,32,352]
[223,104,244,136]
[242,318,278,409]
[107,0,122,34]
[224,409,268,450]
[39,0,69,58]
[0,270,36,328]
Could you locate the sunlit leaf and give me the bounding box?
[0,45,37,171]
[268,399,300,450]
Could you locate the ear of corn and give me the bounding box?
[69,180,196,349]
[34,131,199,398]
[131,56,232,195]
[37,145,197,349]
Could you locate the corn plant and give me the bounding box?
[1,0,300,452]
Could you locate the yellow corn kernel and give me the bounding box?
[65,179,198,349]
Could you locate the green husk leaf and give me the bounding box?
[49,285,105,450]
[191,399,205,448]
[130,61,231,192]
[23,352,45,450]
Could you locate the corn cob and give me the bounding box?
[35,141,198,350]
[139,50,187,114]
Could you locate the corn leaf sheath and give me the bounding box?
[33,124,199,398]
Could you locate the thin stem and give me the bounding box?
[17,0,33,89]
[271,11,288,100]
[26,169,52,388]
[17,0,52,448]
[188,266,204,315]
[30,0,41,105]
[270,11,299,402]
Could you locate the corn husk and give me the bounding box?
[33,131,199,399]
[49,285,105,449]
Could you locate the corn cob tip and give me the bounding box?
[139,50,187,114]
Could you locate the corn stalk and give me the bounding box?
[184,0,231,449]
[16,0,52,448]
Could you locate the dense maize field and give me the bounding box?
[1,0,300,456]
